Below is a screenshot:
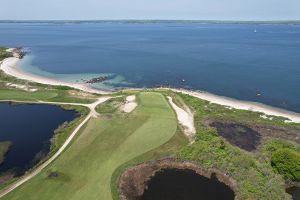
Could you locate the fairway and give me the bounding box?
[3,92,178,200]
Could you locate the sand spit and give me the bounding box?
[0,57,109,95]
[167,96,196,142]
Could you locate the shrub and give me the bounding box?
[271,148,300,181]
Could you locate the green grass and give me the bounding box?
[49,105,90,157]
[0,142,12,165]
[0,48,12,61]
[0,49,98,104]
[271,148,300,181]
[2,92,178,200]
[0,89,96,104]
[110,127,188,199]
[95,96,125,113]
[176,93,291,200]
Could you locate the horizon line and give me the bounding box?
[0,19,300,23]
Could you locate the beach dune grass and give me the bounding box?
[2,92,177,200]
[0,88,96,104]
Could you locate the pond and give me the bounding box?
[210,122,261,151]
[141,169,235,200]
[0,102,77,178]
[287,186,300,200]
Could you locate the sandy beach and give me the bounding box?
[2,53,300,123]
[170,88,300,123]
[0,57,109,95]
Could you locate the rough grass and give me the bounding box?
[176,93,291,200]
[0,89,96,104]
[0,50,98,104]
[271,148,300,182]
[0,48,12,61]
[95,96,125,114]
[2,92,178,200]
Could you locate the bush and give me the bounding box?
[271,148,300,181]
[0,48,12,60]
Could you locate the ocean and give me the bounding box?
[0,22,300,112]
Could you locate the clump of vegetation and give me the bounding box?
[261,139,299,158]
[0,47,12,61]
[271,148,300,181]
[96,96,125,114]
[0,141,12,165]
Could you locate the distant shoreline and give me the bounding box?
[0,20,300,25]
[1,50,300,123]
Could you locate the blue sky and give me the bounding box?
[1,0,299,20]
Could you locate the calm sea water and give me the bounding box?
[0,103,77,175]
[0,22,300,112]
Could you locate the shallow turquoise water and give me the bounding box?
[0,22,300,112]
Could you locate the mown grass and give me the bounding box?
[110,127,188,199]
[2,92,178,200]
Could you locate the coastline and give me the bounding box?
[171,88,300,123]
[1,53,300,123]
[0,57,109,95]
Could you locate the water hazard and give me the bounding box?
[0,102,77,177]
[141,169,235,200]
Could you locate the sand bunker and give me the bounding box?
[167,96,196,142]
[121,95,137,113]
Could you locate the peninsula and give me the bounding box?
[0,47,299,200]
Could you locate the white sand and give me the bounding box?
[167,96,196,142]
[0,57,109,95]
[170,88,300,123]
[121,95,137,113]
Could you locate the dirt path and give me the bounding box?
[0,97,111,198]
[167,96,196,142]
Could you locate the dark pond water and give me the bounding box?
[287,186,300,200]
[210,122,261,151]
[141,169,234,200]
[0,103,77,176]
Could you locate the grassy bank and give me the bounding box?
[0,142,12,165]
